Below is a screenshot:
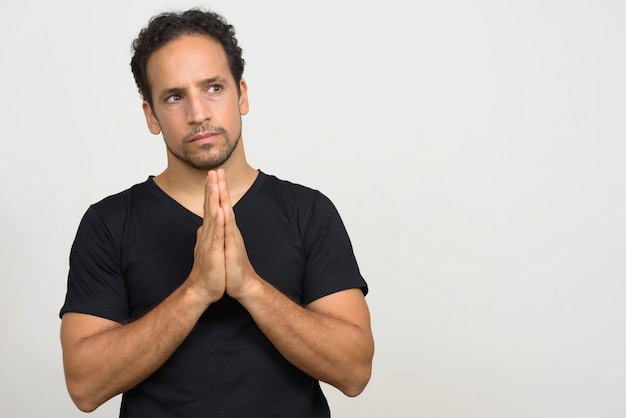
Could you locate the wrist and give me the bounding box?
[183,271,223,308]
[231,271,264,305]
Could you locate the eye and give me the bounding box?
[207,85,222,94]
[165,94,183,103]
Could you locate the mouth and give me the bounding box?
[189,131,220,146]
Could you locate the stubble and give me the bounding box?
[166,122,241,171]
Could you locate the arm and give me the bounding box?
[239,283,373,396]
[61,172,227,412]
[217,170,374,396]
[61,285,209,412]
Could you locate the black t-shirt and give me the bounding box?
[61,171,367,417]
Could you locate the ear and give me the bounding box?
[238,79,249,116]
[142,101,161,135]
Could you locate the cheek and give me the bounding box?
[159,117,184,136]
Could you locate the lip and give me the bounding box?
[189,131,220,145]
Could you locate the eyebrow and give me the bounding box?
[158,77,228,101]
[199,77,227,88]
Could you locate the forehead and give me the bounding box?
[146,34,232,89]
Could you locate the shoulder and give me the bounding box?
[89,178,153,211]
[83,178,155,220]
[76,178,155,237]
[255,172,344,233]
[258,171,332,208]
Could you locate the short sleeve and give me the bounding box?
[301,192,367,305]
[59,205,130,323]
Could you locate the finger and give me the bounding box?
[216,168,231,209]
[213,207,225,244]
[202,171,212,219]
[223,203,235,242]
[198,171,218,246]
[204,170,220,223]
[218,171,238,240]
[222,192,245,258]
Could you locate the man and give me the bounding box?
[60,8,373,417]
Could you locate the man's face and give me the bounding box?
[142,34,249,171]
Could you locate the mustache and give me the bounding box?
[184,123,226,143]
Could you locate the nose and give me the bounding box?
[186,93,210,125]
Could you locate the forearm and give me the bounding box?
[237,277,374,396]
[221,170,373,394]
[61,280,209,412]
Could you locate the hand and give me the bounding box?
[215,170,258,300]
[188,171,226,304]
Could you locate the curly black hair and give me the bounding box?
[130,8,245,107]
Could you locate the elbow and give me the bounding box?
[63,357,118,413]
[69,393,100,413]
[343,337,374,397]
[74,400,100,414]
[336,358,373,397]
[66,378,105,413]
[339,337,374,397]
[342,384,367,398]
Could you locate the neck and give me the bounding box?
[154,140,258,216]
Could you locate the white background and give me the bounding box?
[1,0,625,417]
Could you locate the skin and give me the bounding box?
[60,34,374,413]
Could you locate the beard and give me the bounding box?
[165,122,241,171]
